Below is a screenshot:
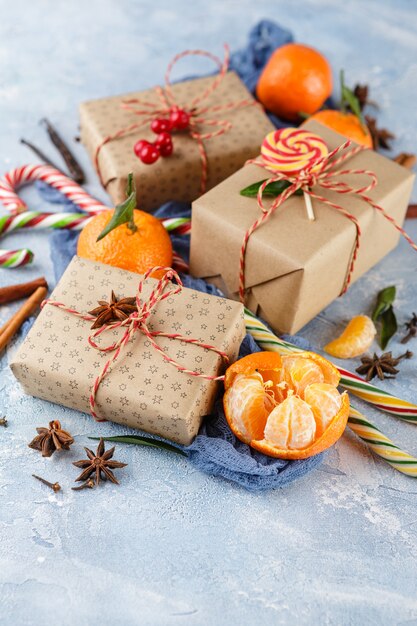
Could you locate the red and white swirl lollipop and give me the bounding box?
[261,128,329,220]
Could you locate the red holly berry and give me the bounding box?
[133,139,149,157]
[151,118,172,134]
[154,131,173,157]
[133,140,160,164]
[169,107,190,130]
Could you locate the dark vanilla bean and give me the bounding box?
[20,139,62,172]
[41,118,85,184]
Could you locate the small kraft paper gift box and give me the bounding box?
[190,119,415,335]
[80,48,273,212]
[11,257,246,445]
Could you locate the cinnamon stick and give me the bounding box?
[0,318,10,336]
[407,204,417,219]
[0,286,47,352]
[0,277,48,306]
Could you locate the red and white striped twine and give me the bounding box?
[94,45,258,195]
[239,140,417,303]
[42,266,229,422]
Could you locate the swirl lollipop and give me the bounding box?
[261,128,329,220]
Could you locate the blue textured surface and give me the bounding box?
[1,2,417,625]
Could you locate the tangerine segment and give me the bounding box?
[223,372,274,442]
[304,383,342,436]
[264,395,316,450]
[324,315,376,359]
[281,356,324,396]
[281,352,340,390]
[250,393,349,460]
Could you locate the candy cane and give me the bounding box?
[348,408,417,477]
[0,165,192,269]
[0,165,107,216]
[244,308,417,422]
[244,308,417,478]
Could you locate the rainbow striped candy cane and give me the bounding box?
[0,165,191,270]
[244,308,417,477]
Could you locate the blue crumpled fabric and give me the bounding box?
[37,20,325,491]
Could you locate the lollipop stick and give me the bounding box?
[303,192,315,221]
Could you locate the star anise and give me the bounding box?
[356,351,413,381]
[401,313,417,344]
[353,83,379,111]
[393,153,416,169]
[73,438,127,485]
[28,419,74,457]
[88,290,137,329]
[365,115,395,150]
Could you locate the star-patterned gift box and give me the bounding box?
[11,257,246,445]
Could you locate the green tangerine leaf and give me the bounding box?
[379,305,398,350]
[88,435,187,456]
[340,69,365,126]
[372,285,396,321]
[96,172,137,242]
[240,179,303,198]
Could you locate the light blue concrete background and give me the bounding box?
[1,1,417,624]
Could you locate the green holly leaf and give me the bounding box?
[371,285,398,349]
[89,435,187,456]
[379,305,398,350]
[340,69,365,126]
[96,173,137,242]
[372,285,396,321]
[240,179,303,198]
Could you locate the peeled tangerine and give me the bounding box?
[223,351,349,459]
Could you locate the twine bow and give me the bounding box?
[94,45,258,195]
[42,267,229,422]
[239,139,417,302]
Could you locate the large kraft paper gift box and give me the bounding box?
[80,72,274,211]
[10,257,245,445]
[190,120,415,335]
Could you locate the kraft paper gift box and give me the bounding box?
[10,257,245,445]
[80,71,273,211]
[189,120,415,335]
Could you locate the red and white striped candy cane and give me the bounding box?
[0,164,192,270]
[0,164,107,216]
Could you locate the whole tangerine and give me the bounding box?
[77,209,173,277]
[307,110,373,148]
[256,43,333,121]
